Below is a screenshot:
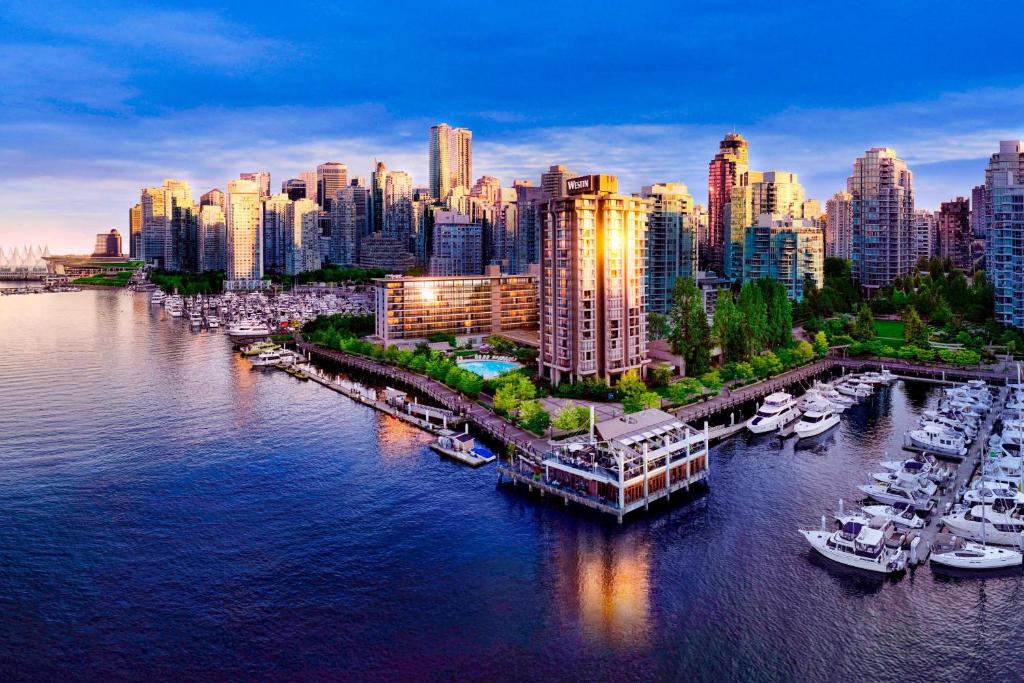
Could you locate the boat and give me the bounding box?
[207,316,220,329]
[880,452,938,475]
[793,404,841,439]
[857,480,933,508]
[227,320,272,340]
[150,290,166,305]
[941,504,1024,546]
[870,466,938,497]
[929,533,1023,569]
[251,349,293,367]
[908,423,967,458]
[430,430,497,467]
[241,341,277,356]
[799,515,908,574]
[861,502,925,529]
[746,392,800,434]
[962,479,1024,508]
[836,380,872,399]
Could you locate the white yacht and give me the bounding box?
[861,502,925,529]
[880,452,937,476]
[962,480,1024,508]
[929,533,1023,569]
[165,296,184,317]
[941,504,1024,546]
[746,392,800,434]
[836,380,872,399]
[871,468,938,497]
[908,423,967,458]
[150,290,166,305]
[921,411,976,440]
[227,320,272,340]
[794,404,841,439]
[858,480,933,508]
[251,349,293,367]
[799,515,908,574]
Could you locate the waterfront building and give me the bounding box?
[641,182,696,315]
[936,197,972,271]
[848,148,915,292]
[317,162,348,211]
[984,140,1024,329]
[129,203,141,260]
[825,191,853,259]
[140,184,165,268]
[239,171,271,199]
[282,178,307,200]
[741,214,824,301]
[373,264,539,344]
[541,164,578,198]
[262,193,292,273]
[358,233,416,273]
[429,123,472,200]
[429,211,483,276]
[726,170,805,277]
[706,133,749,274]
[92,229,122,257]
[197,204,226,272]
[225,178,263,284]
[0,245,50,279]
[912,209,937,262]
[513,181,546,274]
[538,174,649,386]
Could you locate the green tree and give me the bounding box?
[518,400,551,434]
[668,277,712,376]
[902,306,930,347]
[553,405,592,432]
[793,340,815,364]
[713,293,749,362]
[648,363,675,388]
[738,281,769,353]
[666,378,703,404]
[647,312,671,341]
[699,370,723,394]
[813,330,829,356]
[750,351,783,379]
[617,370,660,414]
[851,305,877,341]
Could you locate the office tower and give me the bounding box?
[140,187,166,267]
[985,140,1024,328]
[825,191,853,259]
[291,198,321,275]
[411,189,435,266]
[197,204,226,272]
[240,171,271,199]
[641,182,697,315]
[741,214,824,301]
[936,197,972,270]
[428,123,472,200]
[912,209,937,262]
[970,184,986,237]
[129,203,141,260]
[513,181,545,274]
[848,148,915,291]
[541,164,577,198]
[381,167,414,249]
[538,174,649,386]
[92,229,122,257]
[225,178,263,282]
[299,170,318,205]
[262,194,292,273]
[164,180,193,271]
[706,133,749,274]
[429,211,483,276]
[726,170,805,277]
[140,179,191,270]
[200,188,225,212]
[282,179,307,200]
[330,185,368,267]
[317,162,348,211]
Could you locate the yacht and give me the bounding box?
[871,469,938,497]
[251,349,293,367]
[150,290,166,305]
[962,480,1024,508]
[861,502,925,529]
[908,423,967,458]
[929,533,1023,569]
[799,515,908,574]
[793,404,841,439]
[227,320,272,340]
[941,504,1024,546]
[880,452,937,476]
[921,411,976,440]
[165,296,184,317]
[858,480,933,508]
[746,392,800,434]
[207,316,220,329]
[836,380,872,399]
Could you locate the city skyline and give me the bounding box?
[2,2,1024,253]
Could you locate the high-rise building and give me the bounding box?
[129,203,141,260]
[936,197,972,271]
[240,171,271,199]
[726,170,805,277]
[912,209,937,262]
[538,174,649,386]
[741,214,824,301]
[985,140,1024,328]
[825,191,853,259]
[541,165,577,198]
[299,170,318,205]
[970,184,987,237]
[291,198,321,275]
[513,181,545,275]
[197,204,226,272]
[282,179,307,200]
[641,182,696,315]
[330,185,369,267]
[140,179,192,270]
[429,211,483,276]
[317,162,348,211]
[262,194,293,274]
[200,189,225,212]
[140,186,166,267]
[848,148,915,291]
[225,179,263,283]
[429,123,472,200]
[92,229,122,257]
[706,133,749,274]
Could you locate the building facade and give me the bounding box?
[706,133,748,274]
[129,203,141,260]
[936,197,972,271]
[726,170,805,277]
[197,204,226,272]
[641,182,696,315]
[538,175,649,386]
[741,214,824,300]
[985,140,1024,328]
[541,164,577,198]
[912,209,937,262]
[429,211,483,276]
[239,171,271,199]
[429,123,472,200]
[848,148,915,292]
[317,162,348,211]
[93,230,122,257]
[825,191,853,260]
[225,178,263,283]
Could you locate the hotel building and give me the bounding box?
[848,148,915,292]
[538,174,649,386]
[985,140,1024,329]
[374,264,539,344]
[741,214,824,300]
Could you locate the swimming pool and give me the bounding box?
[457,359,522,379]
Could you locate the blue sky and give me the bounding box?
[2,0,1023,253]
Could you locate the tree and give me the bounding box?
[666,378,703,404]
[793,340,815,365]
[668,277,712,376]
[851,305,876,341]
[648,363,675,387]
[713,292,749,363]
[699,371,723,394]
[518,400,551,434]
[553,405,591,432]
[750,351,783,379]
[902,306,930,347]
[617,370,660,414]
[647,312,671,341]
[813,330,829,356]
[738,281,769,353]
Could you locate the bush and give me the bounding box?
[666,378,704,404]
[648,364,675,388]
[553,405,591,432]
[699,371,723,394]
[793,340,815,365]
[517,400,551,435]
[751,352,783,379]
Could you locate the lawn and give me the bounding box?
[873,319,905,347]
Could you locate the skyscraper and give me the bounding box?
[848,148,914,291]
[262,194,293,274]
[129,203,141,260]
[370,163,413,249]
[290,198,321,275]
[282,179,307,200]
[429,211,483,276]
[706,133,749,274]
[512,181,545,274]
[140,179,191,270]
[240,171,271,199]
[912,209,937,262]
[970,184,987,237]
[825,191,853,259]
[541,165,577,198]
[538,175,649,386]
[299,170,318,205]
[936,198,972,270]
[330,185,368,267]
[140,186,166,267]
[985,140,1024,328]
[200,189,225,212]
[726,170,805,277]
[641,182,696,315]
[317,162,348,211]
[198,204,226,272]
[429,123,472,200]
[225,178,263,283]
[741,214,824,300]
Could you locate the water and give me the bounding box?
[0,290,1019,681]
[457,359,523,379]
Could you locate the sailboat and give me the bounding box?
[931,502,1023,569]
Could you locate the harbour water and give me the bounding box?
[0,290,1019,681]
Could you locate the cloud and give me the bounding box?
[0,44,136,111]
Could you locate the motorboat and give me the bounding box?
[981,454,1024,488]
[908,423,968,458]
[794,404,841,439]
[929,533,1023,569]
[880,452,937,475]
[241,341,278,356]
[858,480,933,508]
[870,465,938,496]
[836,380,872,399]
[150,290,166,305]
[251,349,293,367]
[799,515,908,574]
[921,411,976,440]
[962,479,1024,508]
[207,316,220,329]
[746,392,800,434]
[940,504,1024,546]
[227,320,272,340]
[861,502,925,529]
